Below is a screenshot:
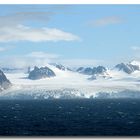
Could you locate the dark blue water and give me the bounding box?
[0,99,140,136]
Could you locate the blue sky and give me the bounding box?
[0,5,140,68]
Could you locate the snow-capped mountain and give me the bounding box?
[28,66,56,80]
[77,67,93,75]
[114,62,139,74]
[0,69,11,91]
[77,66,107,75]
[77,66,111,80]
[130,60,140,67]
[1,60,140,99]
[89,71,111,80]
[50,63,72,71]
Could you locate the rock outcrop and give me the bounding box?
[51,63,72,71]
[115,63,139,74]
[77,67,94,75]
[77,66,107,75]
[28,66,56,80]
[0,69,11,91]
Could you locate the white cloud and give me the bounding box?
[0,45,16,52]
[0,25,80,42]
[0,11,53,27]
[131,46,140,60]
[0,52,105,68]
[27,51,60,59]
[131,46,140,51]
[58,59,105,67]
[0,9,80,42]
[0,51,60,68]
[0,47,6,52]
[89,16,123,27]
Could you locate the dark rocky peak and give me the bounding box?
[0,69,11,91]
[93,66,107,75]
[28,66,56,80]
[77,66,107,75]
[50,63,71,71]
[77,67,84,72]
[115,63,139,74]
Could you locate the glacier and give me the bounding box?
[0,62,140,99]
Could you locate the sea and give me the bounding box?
[0,98,140,136]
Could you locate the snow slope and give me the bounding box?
[1,64,140,99]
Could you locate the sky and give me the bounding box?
[0,4,140,68]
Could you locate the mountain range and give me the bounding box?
[0,60,140,99]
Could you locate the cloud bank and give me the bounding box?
[0,11,53,27]
[131,46,140,51]
[0,51,104,68]
[0,51,59,68]
[0,47,6,52]
[0,10,80,42]
[0,25,80,42]
[89,16,123,27]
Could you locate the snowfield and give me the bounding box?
[1,64,140,99]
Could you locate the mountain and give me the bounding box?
[89,72,112,80]
[77,66,111,80]
[28,66,56,80]
[92,66,107,75]
[77,66,107,75]
[0,69,11,91]
[115,63,139,74]
[89,66,111,80]
[76,67,94,75]
[3,60,140,99]
[130,60,140,67]
[50,63,72,71]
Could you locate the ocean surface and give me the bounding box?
[0,98,140,136]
